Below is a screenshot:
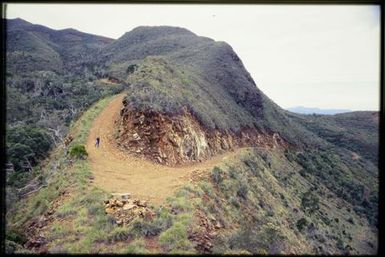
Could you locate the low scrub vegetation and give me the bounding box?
[68,144,88,160]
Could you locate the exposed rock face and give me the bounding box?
[117,107,287,165]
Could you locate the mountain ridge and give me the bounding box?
[4,18,378,255]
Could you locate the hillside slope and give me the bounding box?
[6,18,113,73]
[101,27,327,165]
[6,94,377,254]
[288,111,379,163]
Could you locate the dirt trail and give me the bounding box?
[86,93,244,205]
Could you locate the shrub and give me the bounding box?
[5,240,26,254]
[126,64,138,74]
[107,227,133,243]
[49,222,72,240]
[237,183,248,200]
[56,202,77,218]
[296,218,308,231]
[211,166,223,184]
[87,203,104,216]
[167,195,193,214]
[7,172,32,188]
[336,238,345,251]
[159,222,194,252]
[243,159,258,175]
[347,217,355,224]
[154,208,173,229]
[69,144,88,159]
[230,196,240,208]
[130,219,163,237]
[299,169,307,177]
[228,166,239,179]
[301,191,320,214]
[284,150,295,162]
[121,239,149,254]
[199,181,214,197]
[6,229,27,245]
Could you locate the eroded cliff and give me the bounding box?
[116,106,287,165]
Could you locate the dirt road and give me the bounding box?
[86,93,244,205]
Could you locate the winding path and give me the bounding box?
[86,93,244,205]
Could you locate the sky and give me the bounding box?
[4,4,381,111]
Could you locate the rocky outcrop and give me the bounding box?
[104,195,155,226]
[117,107,287,165]
[188,210,223,253]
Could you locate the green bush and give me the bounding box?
[347,217,355,224]
[230,196,240,208]
[56,202,77,219]
[5,240,27,254]
[237,183,248,200]
[159,222,194,252]
[107,227,133,243]
[69,144,88,159]
[228,166,239,179]
[130,219,163,237]
[301,191,320,214]
[243,159,258,175]
[126,64,138,74]
[6,229,27,245]
[121,239,149,254]
[296,218,308,231]
[211,166,223,184]
[299,169,307,177]
[167,195,193,213]
[199,181,214,197]
[7,172,32,188]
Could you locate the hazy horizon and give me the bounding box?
[4,4,380,111]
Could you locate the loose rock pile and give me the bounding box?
[104,194,155,225]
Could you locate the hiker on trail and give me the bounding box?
[95,137,100,148]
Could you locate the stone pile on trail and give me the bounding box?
[104,194,155,225]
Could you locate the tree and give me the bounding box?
[6,125,52,172]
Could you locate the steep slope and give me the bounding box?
[100,26,325,165]
[287,111,379,163]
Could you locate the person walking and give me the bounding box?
[95,137,100,148]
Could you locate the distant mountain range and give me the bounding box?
[287,106,352,115]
